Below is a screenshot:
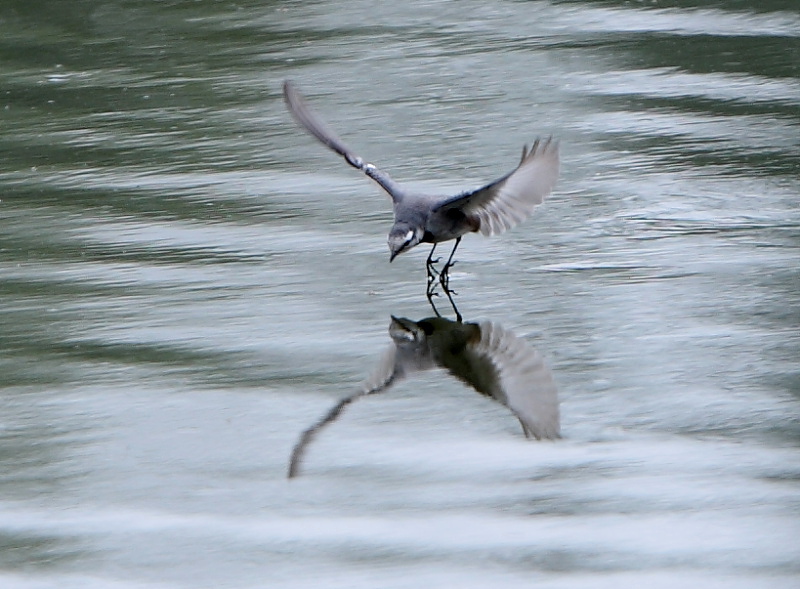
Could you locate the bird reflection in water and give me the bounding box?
[288,315,560,478]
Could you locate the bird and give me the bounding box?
[287,314,560,478]
[282,81,561,295]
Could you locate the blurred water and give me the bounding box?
[1,1,798,587]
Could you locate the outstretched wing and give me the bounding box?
[360,345,403,394]
[426,317,560,440]
[432,138,560,236]
[469,321,560,440]
[283,81,404,201]
[287,345,400,478]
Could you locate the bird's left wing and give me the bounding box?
[432,137,560,236]
[287,344,400,478]
[283,81,404,201]
[360,345,402,394]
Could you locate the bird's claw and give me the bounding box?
[438,277,455,294]
[426,258,442,279]
[438,265,457,293]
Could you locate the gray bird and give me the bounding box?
[283,81,561,289]
[288,315,560,478]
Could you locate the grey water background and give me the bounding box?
[1,0,799,587]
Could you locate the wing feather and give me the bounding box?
[360,345,402,394]
[283,81,404,200]
[433,137,560,236]
[471,322,560,440]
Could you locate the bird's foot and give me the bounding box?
[425,286,443,318]
[442,259,457,272]
[438,261,458,295]
[439,280,457,298]
[426,257,441,280]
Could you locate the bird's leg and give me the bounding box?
[426,275,443,318]
[426,239,461,321]
[426,288,443,318]
[425,243,440,285]
[442,282,462,323]
[438,237,461,294]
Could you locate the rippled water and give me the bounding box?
[1,1,798,587]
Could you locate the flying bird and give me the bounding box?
[283,81,560,294]
[288,315,560,478]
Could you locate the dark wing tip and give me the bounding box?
[518,136,560,169]
[283,79,305,114]
[517,135,562,168]
[281,80,353,162]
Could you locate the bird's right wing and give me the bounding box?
[432,138,560,236]
[426,317,560,440]
[283,81,404,201]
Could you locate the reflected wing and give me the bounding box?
[470,322,560,440]
[432,138,560,236]
[283,81,404,201]
[360,345,402,394]
[288,345,400,478]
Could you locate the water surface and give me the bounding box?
[1,1,798,587]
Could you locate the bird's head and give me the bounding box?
[388,224,423,262]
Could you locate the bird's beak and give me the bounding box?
[389,251,397,263]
